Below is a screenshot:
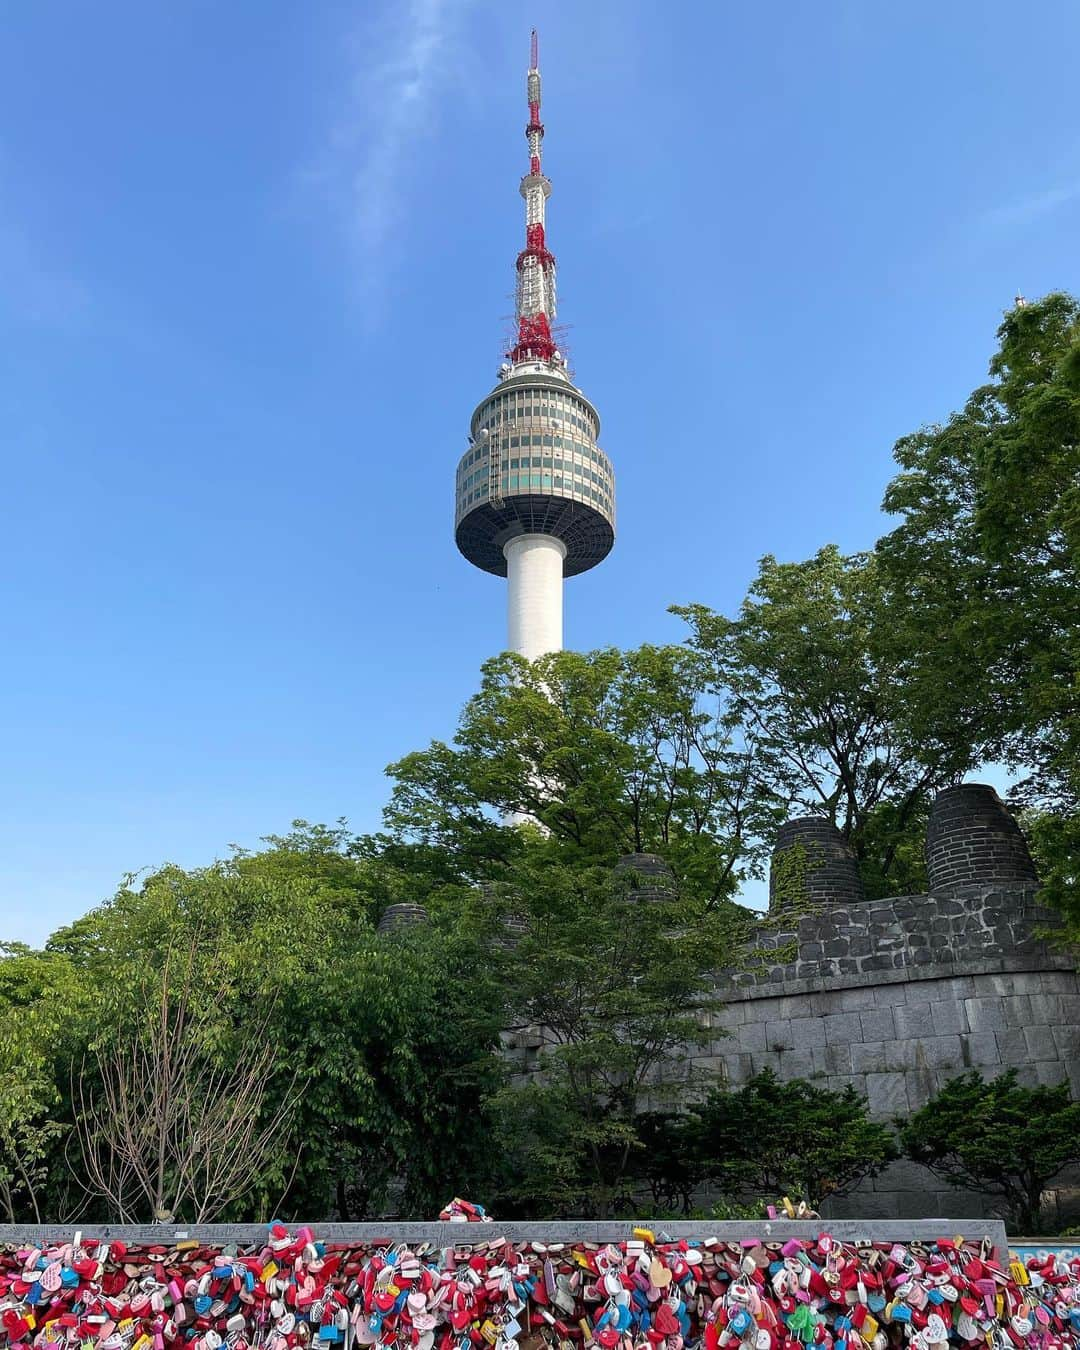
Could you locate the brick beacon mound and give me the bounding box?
[2,1221,1079,1350]
[710,784,1080,1221]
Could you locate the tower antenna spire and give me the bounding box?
[510,27,557,363]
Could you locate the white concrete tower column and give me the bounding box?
[503,533,566,658]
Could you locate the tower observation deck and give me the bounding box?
[454,31,615,659]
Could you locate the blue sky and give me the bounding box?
[2,1,1079,945]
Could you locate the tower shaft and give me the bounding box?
[505,534,566,658]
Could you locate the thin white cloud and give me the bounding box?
[983,180,1080,228]
[315,0,476,319]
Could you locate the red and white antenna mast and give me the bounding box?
[509,29,558,364]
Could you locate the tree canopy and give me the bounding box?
[878,293,1080,921]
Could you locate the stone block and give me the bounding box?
[964,997,1008,1033]
[736,1020,767,1052]
[1040,971,1079,993]
[930,999,967,1035]
[883,1039,919,1072]
[894,1189,947,1219]
[860,1008,896,1041]
[1035,1061,1068,1088]
[870,1158,939,1193]
[720,1053,755,1085]
[994,1027,1029,1064]
[916,1035,964,1071]
[961,1031,1000,1067]
[873,983,911,1007]
[824,1012,863,1045]
[788,1015,826,1048]
[829,986,879,1012]
[778,1049,816,1079]
[1052,1024,1080,1059]
[894,1003,935,1039]
[941,974,977,1000]
[765,1018,795,1051]
[866,1071,909,1116]
[813,1043,853,1075]
[1002,994,1033,1028]
[905,1066,939,1111]
[851,1041,889,1074]
[826,1190,897,1219]
[1023,1025,1056,1061]
[1030,993,1065,1025]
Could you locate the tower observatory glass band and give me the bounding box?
[453,30,615,660]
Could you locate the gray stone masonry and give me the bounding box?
[0,1220,1009,1260]
[700,784,1080,1222]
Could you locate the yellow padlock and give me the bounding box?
[262,1261,280,1282]
[133,1335,153,1350]
[633,1229,654,1245]
[481,1322,499,1346]
[860,1317,879,1343]
[176,1241,199,1252]
[25,1316,36,1333]
[1009,1261,1029,1287]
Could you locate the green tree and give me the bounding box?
[631,1110,702,1215]
[878,293,1080,921]
[27,837,506,1222]
[690,1068,897,1207]
[675,547,973,897]
[900,1070,1080,1231]
[0,945,88,1221]
[385,645,786,908]
[481,857,739,1216]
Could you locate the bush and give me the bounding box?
[900,1069,1080,1231]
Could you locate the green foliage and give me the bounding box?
[481,858,737,1216]
[0,945,88,1221]
[768,840,819,913]
[2,837,506,1223]
[675,547,965,899]
[878,292,1080,923]
[689,1069,898,1207]
[899,1069,1080,1232]
[384,646,786,908]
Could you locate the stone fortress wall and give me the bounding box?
[379,784,1080,1222]
[697,783,1080,1220]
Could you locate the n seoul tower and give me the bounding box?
[454,32,615,659]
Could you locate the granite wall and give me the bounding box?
[700,784,1080,1221]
